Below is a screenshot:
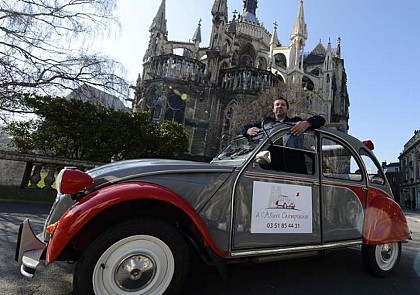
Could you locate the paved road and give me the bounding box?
[1,200,420,295]
[0,200,73,294]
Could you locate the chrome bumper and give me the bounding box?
[15,218,47,278]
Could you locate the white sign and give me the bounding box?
[250,181,313,233]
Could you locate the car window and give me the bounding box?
[322,137,362,182]
[259,131,316,175]
[360,149,385,185]
[215,133,264,161]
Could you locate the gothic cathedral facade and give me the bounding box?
[135,0,349,161]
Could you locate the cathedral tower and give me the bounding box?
[135,0,350,160]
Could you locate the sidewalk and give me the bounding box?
[403,208,420,222]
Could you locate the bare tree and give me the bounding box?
[0,0,129,122]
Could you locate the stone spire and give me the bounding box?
[337,37,341,58]
[290,0,307,70]
[192,19,202,44]
[143,0,168,62]
[210,0,228,49]
[270,22,279,47]
[243,0,258,14]
[241,0,259,24]
[149,0,167,34]
[212,0,228,23]
[228,11,237,35]
[290,0,308,41]
[269,22,279,69]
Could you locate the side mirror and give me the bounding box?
[369,175,384,185]
[255,150,271,164]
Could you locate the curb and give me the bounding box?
[0,187,56,204]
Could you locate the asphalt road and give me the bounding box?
[1,200,420,295]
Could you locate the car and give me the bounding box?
[274,195,296,209]
[16,122,411,294]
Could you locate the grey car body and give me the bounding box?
[16,123,411,294]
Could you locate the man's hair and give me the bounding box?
[273,96,289,108]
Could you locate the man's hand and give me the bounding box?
[246,127,260,137]
[290,121,311,136]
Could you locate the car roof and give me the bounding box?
[268,124,373,155]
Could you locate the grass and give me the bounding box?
[34,170,57,189]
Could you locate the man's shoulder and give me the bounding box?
[285,116,303,122]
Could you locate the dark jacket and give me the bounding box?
[240,115,325,137]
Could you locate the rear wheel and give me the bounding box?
[361,242,401,277]
[73,218,189,295]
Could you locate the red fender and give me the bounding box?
[363,188,411,244]
[46,182,228,264]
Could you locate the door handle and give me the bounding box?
[361,187,368,192]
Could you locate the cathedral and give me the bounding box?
[134,0,349,161]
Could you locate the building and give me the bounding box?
[382,161,401,205]
[67,84,129,112]
[399,130,420,209]
[134,0,350,160]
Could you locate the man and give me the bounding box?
[240,97,325,137]
[240,97,325,174]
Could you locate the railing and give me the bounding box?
[219,67,280,93]
[0,150,103,190]
[143,54,206,84]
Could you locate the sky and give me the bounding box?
[94,0,420,164]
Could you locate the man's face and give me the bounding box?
[273,99,288,119]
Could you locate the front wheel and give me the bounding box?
[361,241,401,277]
[73,218,189,295]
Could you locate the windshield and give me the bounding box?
[211,122,293,166]
[213,132,266,163]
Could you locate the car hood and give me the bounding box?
[87,158,235,191]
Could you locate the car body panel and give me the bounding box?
[363,187,410,244]
[45,182,229,264]
[232,171,321,249]
[321,183,365,242]
[87,159,234,191]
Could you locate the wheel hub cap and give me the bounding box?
[115,255,156,291]
[381,244,392,261]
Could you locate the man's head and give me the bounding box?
[272,97,289,121]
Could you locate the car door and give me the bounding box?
[319,134,367,242]
[231,129,321,250]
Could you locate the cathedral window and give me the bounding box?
[231,52,238,65]
[145,86,158,107]
[302,76,314,91]
[311,68,321,76]
[239,54,254,67]
[144,85,163,120]
[257,57,267,69]
[165,93,185,123]
[274,53,287,68]
[239,44,256,67]
[222,41,231,55]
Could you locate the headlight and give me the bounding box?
[56,168,93,195]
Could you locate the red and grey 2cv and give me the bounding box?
[16,123,411,294]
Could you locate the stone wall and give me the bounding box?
[0,159,26,187]
[0,150,103,203]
